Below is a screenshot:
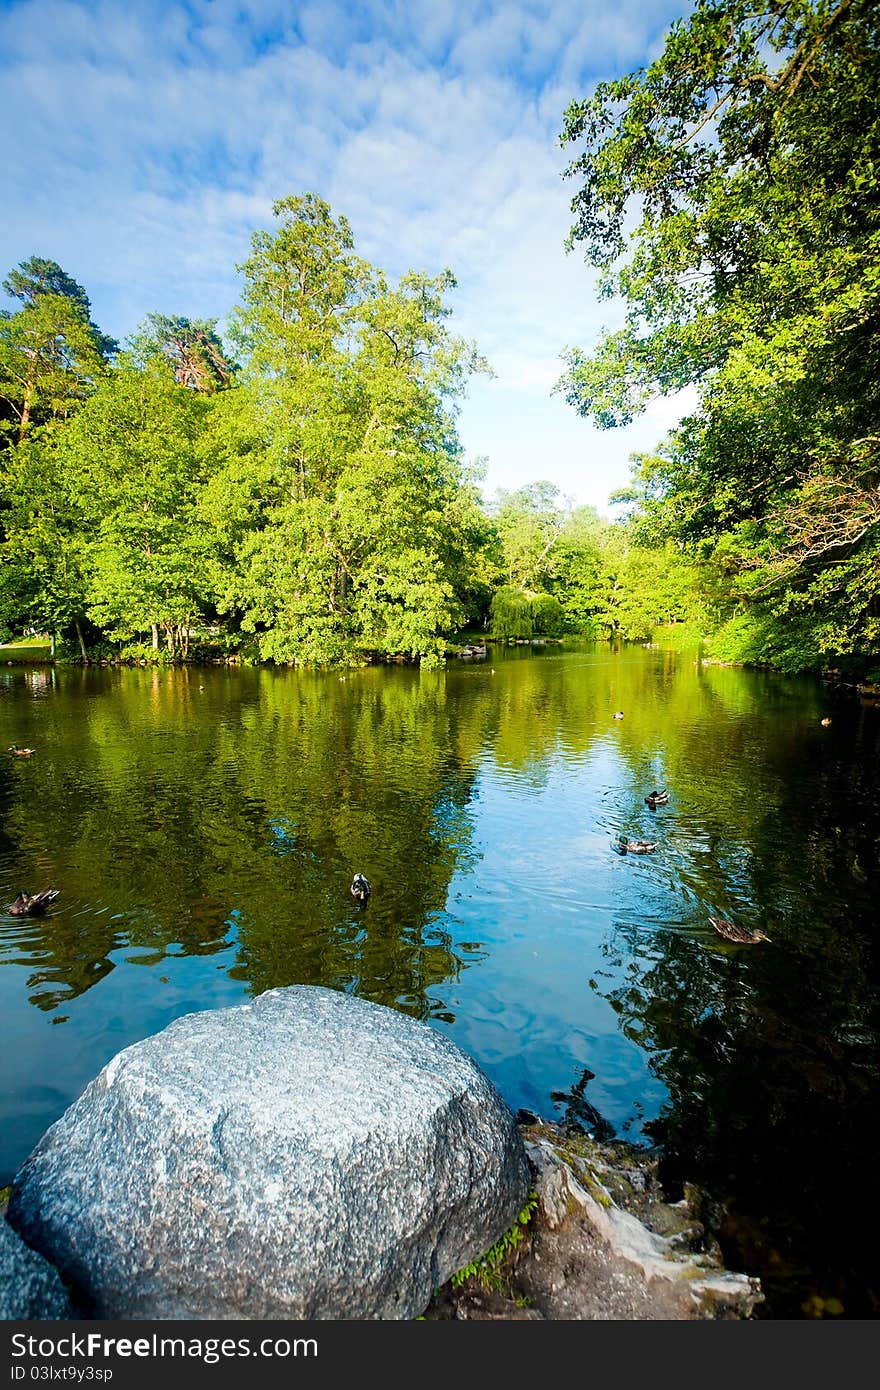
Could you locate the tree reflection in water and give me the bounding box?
[0,645,877,1317]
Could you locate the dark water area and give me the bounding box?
[1,643,878,1319]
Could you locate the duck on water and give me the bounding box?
[709,915,770,945]
[350,873,371,903]
[644,788,669,808]
[7,889,59,916]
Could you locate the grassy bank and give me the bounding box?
[0,636,52,663]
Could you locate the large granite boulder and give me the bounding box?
[7,986,529,1320]
[0,1217,73,1320]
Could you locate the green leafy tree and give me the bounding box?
[558,0,880,673]
[0,436,92,654]
[3,256,117,358]
[0,257,114,444]
[489,482,569,591]
[549,504,618,634]
[489,586,566,639]
[0,208,496,667]
[223,194,489,665]
[54,361,215,657]
[130,314,236,393]
[0,296,107,443]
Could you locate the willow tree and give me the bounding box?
[558,0,880,673]
[218,193,489,665]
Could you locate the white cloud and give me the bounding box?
[0,0,690,507]
[460,380,698,513]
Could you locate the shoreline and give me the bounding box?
[3,638,879,693]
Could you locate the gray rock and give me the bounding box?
[7,986,529,1320]
[524,1132,763,1318]
[0,1216,73,1320]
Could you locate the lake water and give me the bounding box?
[1,643,878,1318]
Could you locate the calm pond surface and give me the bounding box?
[1,642,878,1318]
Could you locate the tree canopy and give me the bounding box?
[558,0,880,673]
[1,204,535,665]
[214,194,491,666]
[130,314,236,392]
[0,268,111,444]
[3,100,877,678]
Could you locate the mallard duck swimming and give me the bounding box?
[709,915,769,944]
[620,834,656,856]
[8,744,35,757]
[7,889,59,916]
[614,837,658,855]
[644,788,669,808]
[350,873,371,903]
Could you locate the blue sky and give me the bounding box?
[0,0,694,511]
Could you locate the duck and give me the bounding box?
[709,915,770,945]
[350,873,371,903]
[612,711,624,720]
[8,744,35,757]
[820,717,832,727]
[7,889,59,916]
[644,788,669,808]
[614,837,658,855]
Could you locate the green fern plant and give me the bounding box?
[450,1191,539,1291]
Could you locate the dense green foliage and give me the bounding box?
[0,258,112,446]
[0,199,700,665]
[0,203,497,665]
[6,4,878,688]
[219,195,490,666]
[559,0,880,676]
[489,587,565,639]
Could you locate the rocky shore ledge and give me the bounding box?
[1,986,761,1321]
[426,1118,762,1320]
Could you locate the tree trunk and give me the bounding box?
[151,625,159,653]
[18,380,33,441]
[74,618,88,664]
